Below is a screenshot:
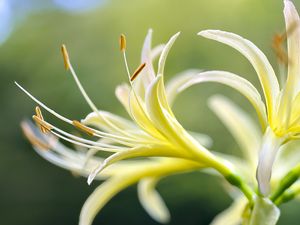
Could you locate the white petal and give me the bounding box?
[210,197,246,225]
[198,30,279,119]
[138,177,170,223]
[157,32,180,75]
[87,145,178,185]
[249,197,280,225]
[257,128,285,196]
[165,69,202,106]
[284,0,300,95]
[179,70,267,129]
[209,95,261,172]
[79,176,134,225]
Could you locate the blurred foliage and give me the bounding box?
[1,0,300,225]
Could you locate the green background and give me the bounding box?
[1,0,300,224]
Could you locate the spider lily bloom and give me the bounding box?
[179,0,300,196]
[17,30,253,225]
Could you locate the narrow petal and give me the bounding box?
[87,145,179,185]
[210,197,246,225]
[79,176,135,225]
[157,32,180,75]
[82,110,136,132]
[257,128,285,196]
[165,69,202,106]
[138,177,170,223]
[284,0,300,96]
[80,158,204,225]
[209,95,261,172]
[179,70,267,129]
[198,30,279,120]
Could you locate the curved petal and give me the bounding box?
[284,0,300,96]
[138,177,170,223]
[208,95,261,172]
[165,69,202,106]
[79,176,135,225]
[198,30,279,120]
[80,158,204,225]
[210,197,247,225]
[157,32,180,75]
[82,110,136,132]
[179,70,267,129]
[87,145,180,184]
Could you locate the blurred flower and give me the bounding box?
[180,0,300,196]
[18,30,251,225]
[0,0,104,44]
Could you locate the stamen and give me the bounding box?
[32,115,53,133]
[73,120,95,136]
[130,63,146,81]
[21,121,50,150]
[272,21,299,66]
[35,106,48,133]
[119,34,126,52]
[61,44,70,70]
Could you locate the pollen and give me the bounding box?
[61,44,70,70]
[119,34,126,52]
[72,120,95,136]
[130,63,146,81]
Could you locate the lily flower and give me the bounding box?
[18,30,252,225]
[179,0,300,196]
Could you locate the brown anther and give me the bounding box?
[21,121,50,151]
[272,21,299,66]
[61,44,70,70]
[32,115,53,133]
[72,120,95,136]
[35,106,48,133]
[119,34,126,52]
[130,63,146,81]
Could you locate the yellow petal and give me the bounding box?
[198,30,279,121]
[80,158,204,225]
[179,70,267,129]
[138,177,170,223]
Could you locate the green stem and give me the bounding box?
[270,163,300,202]
[208,155,255,202]
[274,182,300,205]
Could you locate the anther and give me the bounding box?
[32,115,53,133]
[35,106,48,133]
[119,34,126,52]
[61,44,70,70]
[130,63,146,81]
[72,120,95,136]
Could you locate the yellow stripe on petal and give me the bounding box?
[179,70,267,130]
[198,30,279,122]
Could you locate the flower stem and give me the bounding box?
[270,163,300,203]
